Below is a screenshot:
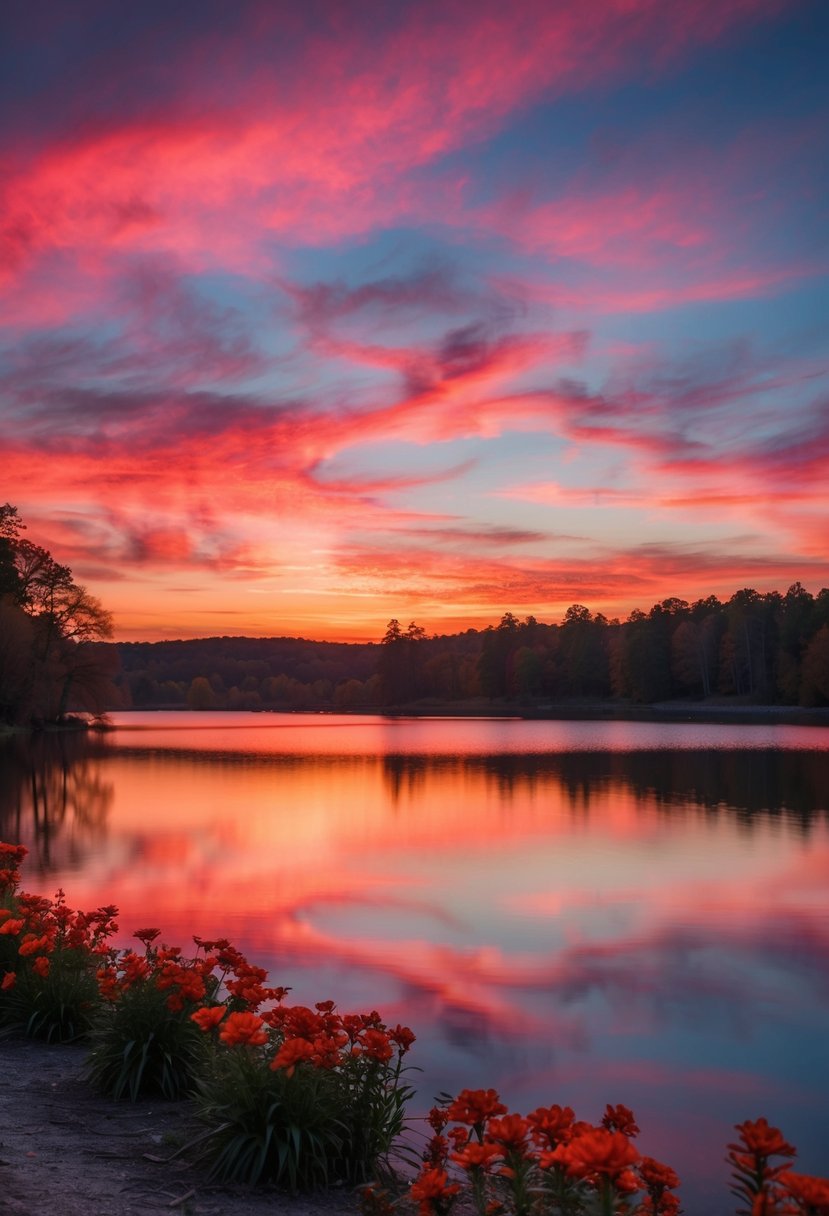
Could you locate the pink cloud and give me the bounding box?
[0,0,787,301]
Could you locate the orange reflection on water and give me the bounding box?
[5,714,829,1205]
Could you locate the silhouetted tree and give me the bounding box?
[377,619,426,704]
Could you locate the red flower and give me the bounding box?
[1,971,15,990]
[527,1104,575,1148]
[190,1006,226,1032]
[32,955,50,978]
[450,1142,504,1171]
[360,1028,394,1063]
[97,965,120,1001]
[446,1088,508,1126]
[390,1024,416,1053]
[19,933,54,957]
[120,951,151,986]
[549,1128,640,1181]
[602,1103,640,1138]
[133,927,161,945]
[780,1170,829,1211]
[270,1037,316,1076]
[423,1134,449,1168]
[311,1032,348,1068]
[486,1114,531,1152]
[410,1167,460,1216]
[0,843,27,861]
[639,1157,680,1191]
[730,1119,796,1161]
[219,1011,268,1047]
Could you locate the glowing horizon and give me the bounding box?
[1,1,827,642]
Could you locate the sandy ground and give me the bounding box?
[0,1039,362,1216]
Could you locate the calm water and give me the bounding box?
[2,712,828,1211]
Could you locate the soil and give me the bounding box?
[0,1039,362,1216]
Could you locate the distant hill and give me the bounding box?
[104,585,829,713]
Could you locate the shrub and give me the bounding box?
[191,1001,416,1190]
[85,930,242,1101]
[0,846,115,1042]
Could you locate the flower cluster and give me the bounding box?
[4,843,828,1210]
[410,1092,681,1216]
[727,1118,829,1215]
[189,986,416,1080]
[0,845,118,1040]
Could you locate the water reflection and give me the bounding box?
[0,715,827,1211]
[0,732,113,876]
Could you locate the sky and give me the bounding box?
[1,0,827,642]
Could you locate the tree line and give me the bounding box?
[115,590,829,711]
[376,590,829,708]
[3,501,828,719]
[0,504,115,726]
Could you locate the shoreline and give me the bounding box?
[99,701,829,728]
[0,1037,360,1216]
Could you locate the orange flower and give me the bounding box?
[549,1128,640,1181]
[190,1006,226,1032]
[219,1011,268,1047]
[1,971,15,990]
[446,1088,508,1126]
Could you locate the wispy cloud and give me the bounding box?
[1,0,825,637]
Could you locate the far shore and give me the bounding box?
[4,699,829,739]
[102,698,829,727]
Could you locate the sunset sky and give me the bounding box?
[2,0,827,641]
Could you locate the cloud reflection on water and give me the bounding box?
[1,715,828,1206]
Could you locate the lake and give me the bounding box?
[2,711,828,1212]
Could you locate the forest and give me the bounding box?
[2,501,829,724]
[114,590,829,712]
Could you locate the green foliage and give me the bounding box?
[0,946,101,1043]
[85,979,209,1100]
[194,1044,414,1190]
[194,1047,348,1189]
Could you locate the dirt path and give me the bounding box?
[0,1039,361,1216]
